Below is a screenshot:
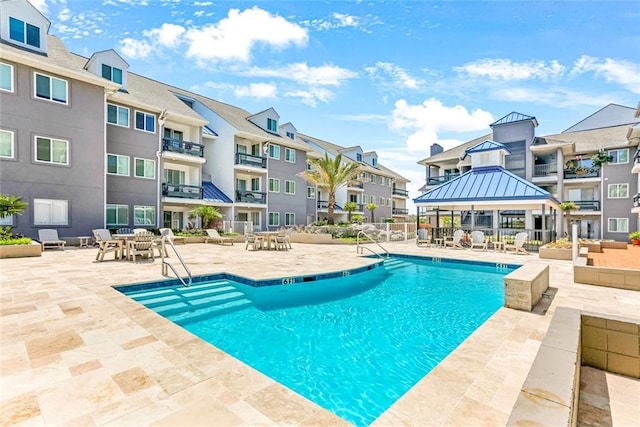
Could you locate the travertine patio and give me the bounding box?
[1,242,638,426]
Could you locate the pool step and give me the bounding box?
[383,258,413,271]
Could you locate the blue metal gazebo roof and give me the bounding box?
[202,181,233,203]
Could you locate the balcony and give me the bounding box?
[634,193,640,208]
[347,181,364,189]
[162,138,204,157]
[571,200,601,211]
[162,183,202,199]
[392,188,409,197]
[633,150,640,173]
[427,174,459,186]
[317,201,343,211]
[533,164,558,177]
[392,207,409,215]
[563,167,600,179]
[235,152,267,169]
[235,190,266,204]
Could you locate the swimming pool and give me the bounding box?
[117,256,515,426]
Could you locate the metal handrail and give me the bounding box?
[356,230,389,259]
[160,235,192,287]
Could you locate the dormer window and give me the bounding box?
[101,64,123,84]
[286,131,295,140]
[9,17,40,48]
[356,153,362,162]
[267,118,278,132]
[372,158,377,167]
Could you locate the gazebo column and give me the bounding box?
[436,208,440,238]
[470,205,475,231]
[541,204,546,244]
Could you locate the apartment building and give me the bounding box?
[0,0,409,240]
[417,104,640,240]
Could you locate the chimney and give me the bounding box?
[430,143,443,157]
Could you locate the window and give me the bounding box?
[285,180,295,194]
[286,131,295,140]
[370,195,375,203]
[268,144,280,160]
[35,136,68,165]
[608,218,628,233]
[370,174,376,183]
[608,149,629,164]
[135,111,155,133]
[372,158,377,167]
[387,198,391,206]
[0,63,14,92]
[269,178,280,193]
[107,154,129,176]
[165,169,185,185]
[134,158,155,179]
[267,118,277,132]
[251,178,260,191]
[307,186,315,198]
[385,178,391,186]
[285,148,296,163]
[34,199,68,225]
[107,104,129,127]
[134,206,156,225]
[0,214,13,226]
[0,129,15,159]
[608,184,629,199]
[356,153,362,162]
[378,176,384,185]
[285,213,295,226]
[101,64,123,84]
[379,197,385,205]
[9,17,40,48]
[106,204,128,226]
[269,212,280,226]
[35,73,68,104]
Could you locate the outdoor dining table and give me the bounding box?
[256,231,280,250]
[113,233,135,259]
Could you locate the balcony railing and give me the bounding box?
[162,183,202,199]
[317,201,343,211]
[235,152,267,169]
[392,207,409,215]
[533,164,558,177]
[563,167,600,179]
[162,138,204,157]
[634,193,640,208]
[571,200,600,211]
[427,174,459,186]
[392,188,409,197]
[235,190,266,204]
[347,181,364,189]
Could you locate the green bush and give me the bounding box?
[0,237,33,245]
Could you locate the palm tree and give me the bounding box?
[366,202,377,223]
[344,201,358,223]
[558,201,579,239]
[298,153,361,224]
[0,194,28,239]
[189,205,222,229]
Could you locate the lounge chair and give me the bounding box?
[93,229,122,261]
[444,229,465,249]
[204,229,234,245]
[505,232,529,255]
[128,231,155,262]
[38,229,66,251]
[159,228,186,245]
[416,228,430,246]
[244,231,263,250]
[470,231,487,251]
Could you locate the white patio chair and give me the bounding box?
[470,231,487,251]
[38,229,66,251]
[505,232,529,255]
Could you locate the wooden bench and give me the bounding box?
[504,263,550,311]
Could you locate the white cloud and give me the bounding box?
[390,98,493,152]
[454,58,566,81]
[365,62,424,89]
[144,23,185,48]
[27,0,48,13]
[194,1,213,5]
[119,37,152,58]
[194,10,205,17]
[332,113,388,122]
[571,55,640,94]
[333,13,359,28]
[284,88,334,107]
[242,63,357,86]
[234,82,277,99]
[302,12,367,31]
[184,7,308,64]
[58,7,71,22]
[495,86,617,108]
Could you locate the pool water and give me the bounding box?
[121,257,511,426]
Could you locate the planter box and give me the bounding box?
[290,232,334,244]
[0,241,42,258]
[538,246,573,260]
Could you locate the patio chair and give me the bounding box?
[92,229,122,261]
[128,231,155,262]
[159,228,186,245]
[416,228,430,246]
[444,229,465,249]
[505,232,529,255]
[244,231,264,250]
[116,228,133,235]
[272,229,291,251]
[204,229,234,245]
[37,229,66,251]
[470,231,488,251]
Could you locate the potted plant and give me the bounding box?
[591,149,614,168]
[0,194,40,258]
[630,231,640,246]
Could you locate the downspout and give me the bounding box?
[102,90,110,228]
[157,110,167,228]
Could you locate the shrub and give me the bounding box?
[0,237,33,245]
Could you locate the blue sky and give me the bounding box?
[31,0,640,205]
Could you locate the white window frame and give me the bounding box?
[0,129,15,159]
[134,157,155,179]
[269,178,280,193]
[387,198,391,207]
[307,186,315,199]
[268,212,280,226]
[269,144,281,160]
[379,197,385,206]
[34,136,69,165]
[607,218,628,233]
[267,118,278,132]
[608,149,629,165]
[134,110,156,133]
[285,148,296,163]
[286,131,294,140]
[106,204,129,226]
[370,174,376,183]
[608,183,629,199]
[102,64,123,84]
[107,104,130,127]
[34,72,68,104]
[34,198,68,226]
[107,153,130,176]
[0,62,14,93]
[134,205,156,226]
[285,180,295,195]
[285,212,295,226]
[378,176,384,185]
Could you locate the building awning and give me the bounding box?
[202,181,233,203]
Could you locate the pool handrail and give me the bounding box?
[160,234,192,287]
[356,230,389,259]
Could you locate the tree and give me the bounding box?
[189,205,222,229]
[558,201,579,239]
[343,201,358,223]
[366,202,377,223]
[298,153,361,224]
[0,194,28,239]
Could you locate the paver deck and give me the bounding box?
[1,241,639,426]
[588,245,640,269]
